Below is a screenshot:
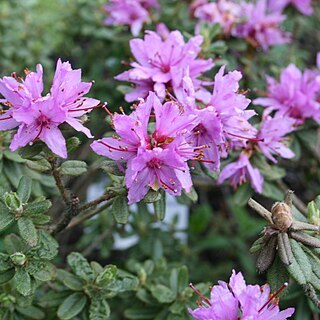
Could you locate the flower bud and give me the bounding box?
[271,202,293,231]
[3,192,23,215]
[10,252,27,266]
[308,200,320,226]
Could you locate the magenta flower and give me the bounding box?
[189,270,295,320]
[268,0,313,15]
[91,92,199,204]
[232,0,291,50]
[194,0,241,34]
[0,59,100,158]
[218,153,263,193]
[256,115,296,163]
[103,0,159,36]
[115,29,213,102]
[254,64,320,124]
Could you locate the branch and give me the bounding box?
[66,200,114,230]
[79,192,115,212]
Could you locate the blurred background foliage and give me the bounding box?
[0,0,320,319]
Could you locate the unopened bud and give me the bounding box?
[3,192,23,215]
[271,202,293,231]
[308,200,320,226]
[10,252,26,266]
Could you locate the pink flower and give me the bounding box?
[189,270,295,320]
[0,59,100,158]
[268,0,313,15]
[91,92,199,204]
[103,0,159,36]
[257,115,296,163]
[254,64,320,124]
[218,153,263,193]
[194,0,241,34]
[115,29,213,102]
[232,0,291,50]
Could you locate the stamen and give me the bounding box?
[69,102,106,112]
[99,140,135,153]
[224,131,263,142]
[0,115,13,121]
[189,283,212,307]
[258,282,288,313]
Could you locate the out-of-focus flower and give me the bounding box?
[232,0,291,50]
[254,64,320,124]
[256,115,296,163]
[0,59,99,158]
[193,0,241,34]
[91,92,201,204]
[189,270,295,320]
[218,152,263,192]
[103,0,159,36]
[268,0,313,16]
[115,29,213,102]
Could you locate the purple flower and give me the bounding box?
[232,0,291,50]
[189,270,295,320]
[254,64,320,124]
[194,0,241,35]
[0,59,100,158]
[218,153,263,193]
[115,29,213,102]
[103,0,159,36]
[268,0,313,15]
[91,92,199,204]
[256,115,296,163]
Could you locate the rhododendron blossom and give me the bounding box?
[232,0,291,50]
[103,0,159,36]
[91,92,204,204]
[0,60,99,158]
[193,0,241,34]
[269,0,313,15]
[254,64,320,124]
[189,270,295,320]
[115,29,213,102]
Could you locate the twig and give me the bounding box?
[81,226,114,257]
[248,198,273,224]
[66,200,114,230]
[79,192,115,212]
[49,157,69,205]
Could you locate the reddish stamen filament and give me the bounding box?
[258,282,288,313]
[0,115,13,121]
[99,140,135,153]
[224,130,263,142]
[189,283,212,307]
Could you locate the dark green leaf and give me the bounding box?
[16,306,45,320]
[59,161,87,176]
[26,159,51,172]
[18,217,38,247]
[14,269,32,296]
[0,202,14,233]
[153,191,166,221]
[24,200,52,216]
[150,284,176,303]
[67,252,94,282]
[112,196,129,224]
[89,298,110,320]
[26,261,55,281]
[17,176,32,203]
[57,292,87,320]
[0,268,15,285]
[0,253,13,271]
[56,269,83,291]
[4,234,26,254]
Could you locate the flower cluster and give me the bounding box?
[0,60,99,158]
[188,270,295,320]
[103,0,159,36]
[192,0,292,50]
[254,62,320,125]
[268,0,313,15]
[115,29,213,102]
[91,92,201,204]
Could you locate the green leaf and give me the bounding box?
[4,234,26,254]
[100,160,124,176]
[14,269,32,296]
[26,261,55,281]
[67,252,94,282]
[143,190,162,203]
[112,196,129,224]
[153,191,166,221]
[262,181,283,201]
[17,176,32,203]
[0,253,13,271]
[57,292,87,320]
[59,161,87,176]
[19,143,43,159]
[124,307,159,319]
[150,284,176,303]
[96,265,117,286]
[267,256,289,296]
[35,231,58,260]
[0,202,14,233]
[26,159,51,172]
[0,268,15,285]
[3,150,25,163]
[16,306,45,319]
[233,184,253,206]
[24,200,52,216]
[56,269,83,291]
[18,217,38,247]
[89,298,110,320]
